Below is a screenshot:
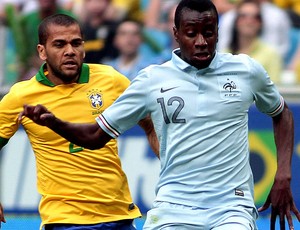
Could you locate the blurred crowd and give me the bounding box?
[0,0,300,92]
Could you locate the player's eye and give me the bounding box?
[53,42,65,48]
[186,30,197,37]
[204,30,214,37]
[72,40,83,47]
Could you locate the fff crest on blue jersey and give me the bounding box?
[223,79,236,92]
[87,89,103,109]
[218,75,241,98]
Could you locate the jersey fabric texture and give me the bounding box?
[96,49,284,222]
[0,63,141,228]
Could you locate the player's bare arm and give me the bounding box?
[19,104,112,150]
[138,116,160,159]
[0,202,6,228]
[258,102,300,230]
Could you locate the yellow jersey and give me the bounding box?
[0,63,141,228]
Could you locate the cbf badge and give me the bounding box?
[87,89,103,109]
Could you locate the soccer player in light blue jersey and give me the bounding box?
[19,0,300,229]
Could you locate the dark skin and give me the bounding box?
[18,7,299,230]
[0,204,5,228]
[173,9,218,69]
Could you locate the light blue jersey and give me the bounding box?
[96,49,283,215]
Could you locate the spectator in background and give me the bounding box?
[73,0,143,24]
[19,0,75,81]
[155,3,179,63]
[144,0,179,31]
[0,0,36,15]
[224,0,282,84]
[218,0,291,64]
[58,0,76,12]
[284,44,300,84]
[273,0,300,28]
[212,0,241,17]
[4,0,73,14]
[104,19,154,81]
[69,0,84,20]
[272,0,300,69]
[108,0,145,22]
[142,0,179,59]
[0,1,20,91]
[79,0,119,64]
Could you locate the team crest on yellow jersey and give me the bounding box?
[87,89,103,109]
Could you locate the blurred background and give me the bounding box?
[0,0,300,229]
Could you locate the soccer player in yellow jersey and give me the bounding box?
[0,14,158,230]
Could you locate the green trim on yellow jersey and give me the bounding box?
[36,63,90,86]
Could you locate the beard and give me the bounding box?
[47,61,82,84]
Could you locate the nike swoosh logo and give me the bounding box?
[160,86,179,93]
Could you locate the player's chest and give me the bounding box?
[149,74,252,120]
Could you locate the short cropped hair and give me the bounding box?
[174,0,219,28]
[38,14,82,45]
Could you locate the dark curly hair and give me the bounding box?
[174,0,219,29]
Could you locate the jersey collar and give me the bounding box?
[35,63,90,86]
[171,48,219,73]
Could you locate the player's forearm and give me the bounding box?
[49,118,111,150]
[146,129,160,159]
[138,116,160,158]
[272,102,294,181]
[20,104,112,150]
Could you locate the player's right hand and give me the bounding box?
[19,104,56,127]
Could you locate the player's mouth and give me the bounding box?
[63,61,77,68]
[194,52,211,61]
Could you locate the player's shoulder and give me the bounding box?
[216,52,266,79]
[87,63,127,78]
[3,77,38,100]
[140,60,174,74]
[219,52,258,67]
[86,63,130,85]
[131,62,175,83]
[86,63,117,74]
[9,77,37,91]
[218,52,250,61]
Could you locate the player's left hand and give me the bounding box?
[0,202,6,228]
[258,178,300,230]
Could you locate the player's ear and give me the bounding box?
[82,41,86,59]
[173,26,179,43]
[37,44,47,61]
